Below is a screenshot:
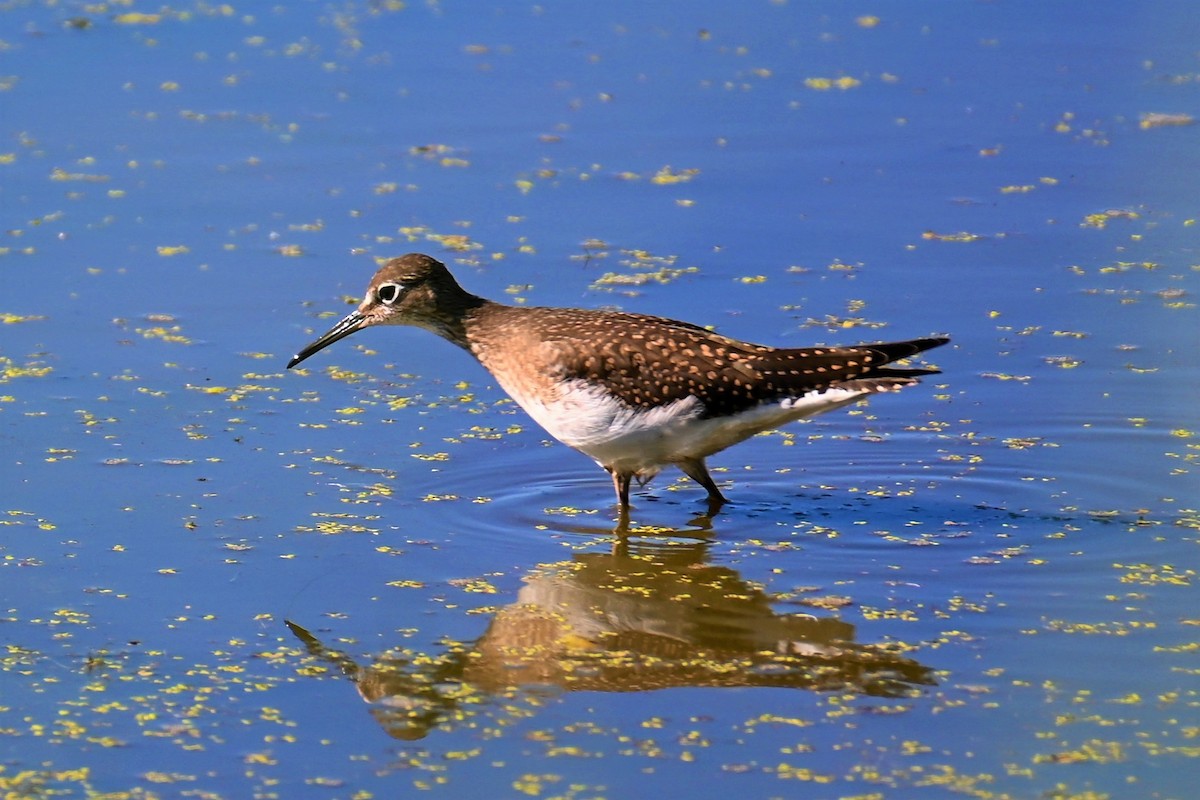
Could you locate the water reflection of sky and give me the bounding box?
[2,2,1198,798]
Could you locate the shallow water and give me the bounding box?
[2,2,1198,798]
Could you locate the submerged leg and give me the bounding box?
[609,469,633,511]
[678,458,728,510]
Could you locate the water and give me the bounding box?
[2,1,1197,798]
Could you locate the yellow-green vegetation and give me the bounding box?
[1,2,1196,799]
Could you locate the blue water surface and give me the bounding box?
[2,2,1198,798]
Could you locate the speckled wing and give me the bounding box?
[745,338,947,411]
[543,312,946,419]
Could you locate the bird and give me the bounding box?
[288,253,948,512]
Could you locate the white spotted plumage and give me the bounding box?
[288,253,949,511]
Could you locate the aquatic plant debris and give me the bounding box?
[1,2,1196,798]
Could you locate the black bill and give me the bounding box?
[287,310,366,368]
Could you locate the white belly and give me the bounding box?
[497,376,868,475]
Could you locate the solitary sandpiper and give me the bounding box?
[288,253,948,510]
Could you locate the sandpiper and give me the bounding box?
[288,253,947,511]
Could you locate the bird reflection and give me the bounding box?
[287,538,935,740]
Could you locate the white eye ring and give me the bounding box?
[377,283,403,304]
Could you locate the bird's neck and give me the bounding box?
[425,294,504,352]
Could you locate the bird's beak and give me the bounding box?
[287,310,367,368]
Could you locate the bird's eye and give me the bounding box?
[377,283,402,304]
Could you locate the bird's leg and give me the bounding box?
[678,458,728,512]
[610,469,633,511]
